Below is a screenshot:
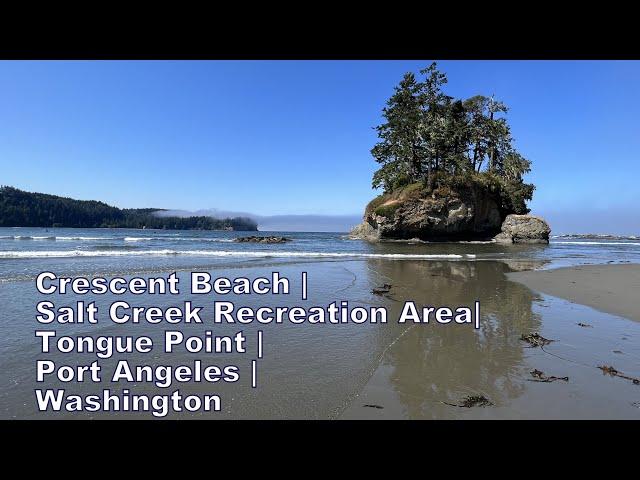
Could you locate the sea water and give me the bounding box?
[1,227,640,419]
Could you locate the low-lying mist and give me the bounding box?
[155,209,362,233]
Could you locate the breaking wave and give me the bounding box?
[1,235,56,240]
[553,241,640,246]
[1,235,110,241]
[552,234,639,241]
[55,236,109,240]
[124,237,235,243]
[0,249,477,260]
[1,235,235,242]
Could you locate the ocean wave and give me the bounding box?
[56,236,110,240]
[552,234,639,240]
[124,237,235,243]
[0,249,477,260]
[15,235,56,240]
[553,241,640,246]
[0,235,110,241]
[1,235,236,242]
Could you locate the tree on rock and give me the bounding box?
[371,72,423,192]
[370,63,535,214]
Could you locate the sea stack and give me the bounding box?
[351,183,503,241]
[348,62,553,244]
[350,184,551,243]
[493,214,551,244]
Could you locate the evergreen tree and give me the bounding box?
[417,62,449,188]
[371,72,422,192]
[370,63,535,213]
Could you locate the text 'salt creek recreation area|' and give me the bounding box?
[1,61,639,419]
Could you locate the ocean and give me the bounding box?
[2,227,640,282]
[1,227,639,419]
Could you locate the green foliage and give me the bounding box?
[370,63,535,214]
[365,194,387,216]
[366,182,432,222]
[499,179,535,214]
[0,186,258,231]
[374,203,400,218]
[399,182,424,199]
[371,72,423,191]
[443,172,533,215]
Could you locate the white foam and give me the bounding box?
[553,235,639,240]
[1,235,107,241]
[2,235,235,243]
[55,236,108,240]
[181,238,235,243]
[124,236,234,243]
[0,249,477,260]
[554,241,640,246]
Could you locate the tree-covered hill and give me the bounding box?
[350,62,545,242]
[0,186,258,231]
[370,62,535,215]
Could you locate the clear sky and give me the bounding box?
[1,60,638,233]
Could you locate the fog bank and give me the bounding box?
[156,209,362,233]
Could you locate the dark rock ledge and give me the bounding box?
[234,236,292,244]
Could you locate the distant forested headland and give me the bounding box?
[0,186,258,231]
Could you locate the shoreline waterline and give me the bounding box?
[508,264,640,322]
[342,262,640,420]
[2,227,640,419]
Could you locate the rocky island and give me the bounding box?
[350,63,550,244]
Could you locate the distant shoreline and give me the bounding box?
[0,186,258,231]
[1,226,260,232]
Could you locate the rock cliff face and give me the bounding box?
[493,214,550,244]
[350,185,551,244]
[347,221,380,242]
[352,184,503,241]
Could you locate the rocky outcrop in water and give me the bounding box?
[493,214,551,244]
[351,184,503,242]
[350,183,551,243]
[348,221,380,242]
[234,236,291,244]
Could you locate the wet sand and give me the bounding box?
[508,264,640,322]
[3,257,639,419]
[342,261,640,419]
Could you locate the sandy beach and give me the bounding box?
[342,262,640,420]
[2,227,640,418]
[508,264,640,322]
[2,59,640,423]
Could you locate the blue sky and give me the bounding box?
[1,60,638,233]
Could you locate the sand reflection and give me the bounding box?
[360,259,544,418]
